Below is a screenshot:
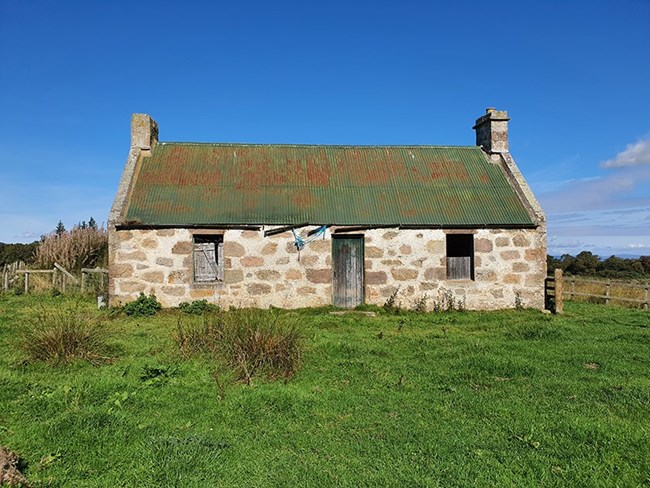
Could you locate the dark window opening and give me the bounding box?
[193,235,224,283]
[446,234,474,280]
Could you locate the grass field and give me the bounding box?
[561,275,649,310]
[0,294,648,487]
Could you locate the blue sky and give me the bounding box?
[1,0,649,257]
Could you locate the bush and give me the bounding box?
[175,309,303,384]
[21,303,111,365]
[124,293,162,317]
[178,299,219,315]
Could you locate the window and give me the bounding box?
[446,234,474,280]
[193,235,224,282]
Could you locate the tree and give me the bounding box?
[547,255,562,271]
[569,251,600,275]
[559,254,576,273]
[55,221,66,238]
[640,256,650,274]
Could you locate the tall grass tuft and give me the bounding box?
[21,303,111,365]
[35,226,107,270]
[175,309,303,384]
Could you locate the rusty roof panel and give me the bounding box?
[123,143,534,226]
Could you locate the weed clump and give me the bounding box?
[175,309,303,384]
[514,291,524,310]
[432,290,465,312]
[124,293,162,317]
[178,299,219,315]
[20,303,111,365]
[383,287,402,313]
[413,294,429,313]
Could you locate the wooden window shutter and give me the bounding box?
[193,235,224,282]
[445,234,474,280]
[446,256,471,280]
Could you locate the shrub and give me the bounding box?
[178,299,219,315]
[124,293,162,317]
[20,303,111,365]
[175,309,303,384]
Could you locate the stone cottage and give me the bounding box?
[108,108,546,310]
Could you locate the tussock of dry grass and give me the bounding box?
[565,277,649,309]
[175,309,303,384]
[35,227,107,270]
[20,303,111,365]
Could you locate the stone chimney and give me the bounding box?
[131,113,158,150]
[473,107,510,153]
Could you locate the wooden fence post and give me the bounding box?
[570,277,575,300]
[644,287,648,312]
[605,280,610,306]
[554,268,563,314]
[81,271,86,293]
[24,272,30,294]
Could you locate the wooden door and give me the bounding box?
[332,235,364,307]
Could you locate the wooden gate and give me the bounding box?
[332,235,364,307]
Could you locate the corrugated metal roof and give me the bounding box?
[122,143,535,227]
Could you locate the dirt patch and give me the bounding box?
[0,446,30,487]
[584,362,600,369]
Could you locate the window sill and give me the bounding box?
[191,282,225,289]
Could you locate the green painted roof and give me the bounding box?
[122,143,535,227]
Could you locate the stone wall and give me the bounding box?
[109,226,546,310]
[361,227,546,310]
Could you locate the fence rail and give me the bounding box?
[2,262,108,295]
[546,269,648,313]
[2,260,25,291]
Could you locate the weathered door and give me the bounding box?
[332,235,364,307]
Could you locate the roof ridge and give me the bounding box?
[157,142,479,149]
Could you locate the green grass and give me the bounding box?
[0,294,648,487]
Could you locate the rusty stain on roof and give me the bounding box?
[123,143,535,227]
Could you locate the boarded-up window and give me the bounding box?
[193,235,224,282]
[446,234,474,280]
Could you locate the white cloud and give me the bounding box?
[601,136,650,168]
[538,166,650,213]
